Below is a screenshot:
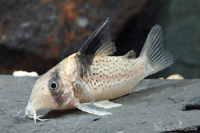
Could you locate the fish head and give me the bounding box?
[24,55,78,123]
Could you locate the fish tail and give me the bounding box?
[139,25,173,76]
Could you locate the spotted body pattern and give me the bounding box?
[82,56,146,101]
[24,18,173,124]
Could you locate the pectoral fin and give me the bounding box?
[75,102,112,116]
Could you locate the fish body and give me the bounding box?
[80,55,146,101]
[24,18,173,124]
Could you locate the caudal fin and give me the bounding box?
[139,25,173,76]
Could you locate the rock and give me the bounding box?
[116,0,200,79]
[166,74,184,79]
[0,0,155,75]
[157,0,200,79]
[159,74,184,79]
[0,75,200,132]
[184,96,200,110]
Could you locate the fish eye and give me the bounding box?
[48,79,59,91]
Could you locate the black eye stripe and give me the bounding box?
[48,79,59,91]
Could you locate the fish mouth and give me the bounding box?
[22,102,48,124]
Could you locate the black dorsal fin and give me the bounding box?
[124,50,136,59]
[77,18,116,56]
[76,18,116,78]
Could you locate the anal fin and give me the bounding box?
[93,100,122,109]
[75,102,112,116]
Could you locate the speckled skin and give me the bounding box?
[81,55,147,101]
[26,53,146,111]
[24,23,173,124]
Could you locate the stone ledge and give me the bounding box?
[0,75,199,133]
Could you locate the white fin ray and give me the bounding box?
[139,25,173,75]
[93,100,122,109]
[75,102,112,116]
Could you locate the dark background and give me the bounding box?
[0,0,200,79]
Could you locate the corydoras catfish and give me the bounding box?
[24,18,173,124]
